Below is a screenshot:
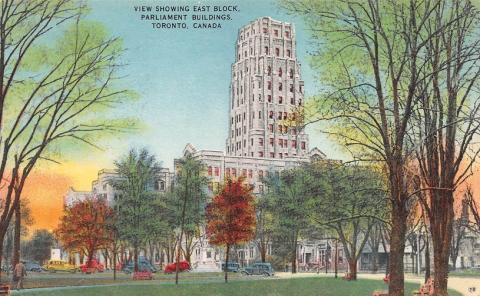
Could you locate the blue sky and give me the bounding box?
[85,0,343,168]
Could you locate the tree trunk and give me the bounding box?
[291,247,297,274]
[12,202,21,267]
[388,199,407,296]
[113,246,117,280]
[371,250,378,273]
[260,242,266,263]
[348,259,357,280]
[0,235,4,282]
[134,244,139,272]
[425,234,431,283]
[430,191,454,296]
[449,254,457,271]
[224,244,230,283]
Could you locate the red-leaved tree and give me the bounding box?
[206,177,256,283]
[56,197,114,267]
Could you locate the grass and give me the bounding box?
[15,277,463,296]
[449,269,480,278]
[1,271,241,289]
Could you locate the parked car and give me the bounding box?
[122,257,158,274]
[80,258,104,273]
[164,260,190,274]
[25,262,44,272]
[241,262,275,276]
[43,260,77,273]
[221,262,240,272]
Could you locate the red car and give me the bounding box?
[164,261,190,274]
[80,259,104,274]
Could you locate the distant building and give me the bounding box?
[64,168,173,207]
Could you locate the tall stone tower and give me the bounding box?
[225,17,309,159]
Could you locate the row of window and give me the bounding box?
[228,137,307,154]
[234,66,295,80]
[231,111,296,127]
[238,27,291,41]
[237,46,293,61]
[231,123,301,139]
[235,81,299,95]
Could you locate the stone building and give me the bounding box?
[226,17,309,159]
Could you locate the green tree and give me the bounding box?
[314,162,387,280]
[113,148,161,272]
[255,194,274,263]
[0,0,134,275]
[170,153,208,284]
[22,229,55,265]
[265,165,327,273]
[279,1,442,294]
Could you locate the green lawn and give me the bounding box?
[16,277,462,296]
[449,269,480,278]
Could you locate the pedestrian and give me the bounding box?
[12,261,27,290]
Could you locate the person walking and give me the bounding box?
[13,261,27,290]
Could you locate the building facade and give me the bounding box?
[226,17,309,159]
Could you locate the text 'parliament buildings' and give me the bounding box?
[65,17,327,269]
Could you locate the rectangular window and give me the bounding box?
[290,84,294,92]
[259,111,262,119]
[259,138,264,146]
[270,152,275,158]
[269,138,274,146]
[208,166,212,176]
[287,49,291,57]
[275,48,280,56]
[263,27,268,34]
[242,169,247,177]
[279,83,283,91]
[301,141,306,149]
[278,112,282,120]
[259,152,264,157]
[264,46,269,55]
[279,96,283,104]
[279,139,283,148]
[268,81,271,90]
[268,124,274,132]
[292,140,297,148]
[274,29,278,37]
[232,168,237,177]
[214,167,220,176]
[268,95,272,103]
[279,153,283,159]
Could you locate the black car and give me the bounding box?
[122,257,158,274]
[25,262,44,272]
[241,262,275,276]
[221,262,240,272]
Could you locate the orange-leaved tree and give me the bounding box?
[56,197,114,267]
[206,177,256,283]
